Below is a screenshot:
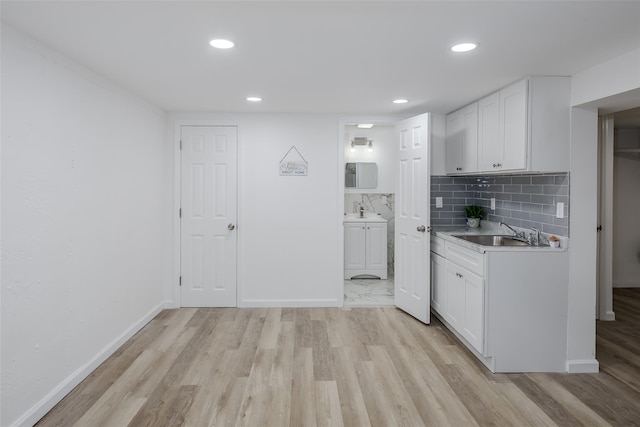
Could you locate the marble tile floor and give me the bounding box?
[344,276,394,306]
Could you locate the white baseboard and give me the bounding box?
[613,281,640,288]
[566,359,600,373]
[599,310,616,321]
[239,298,340,308]
[11,301,172,427]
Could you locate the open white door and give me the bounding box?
[395,114,431,323]
[180,125,237,307]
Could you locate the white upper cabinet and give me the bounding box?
[445,102,478,174]
[448,76,570,175]
[478,80,528,172]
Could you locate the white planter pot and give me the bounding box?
[467,217,481,228]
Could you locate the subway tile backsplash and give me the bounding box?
[431,173,570,236]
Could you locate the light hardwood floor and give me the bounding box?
[37,289,640,426]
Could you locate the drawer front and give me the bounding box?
[431,235,445,257]
[445,241,484,276]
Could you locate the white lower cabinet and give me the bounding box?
[443,257,484,353]
[430,251,446,314]
[344,220,388,279]
[461,268,484,353]
[430,234,570,373]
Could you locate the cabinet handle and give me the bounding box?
[456,272,463,278]
[493,162,503,168]
[456,167,462,171]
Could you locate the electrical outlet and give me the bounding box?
[491,198,496,211]
[436,197,443,208]
[556,202,564,218]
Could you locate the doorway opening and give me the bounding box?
[596,106,640,384]
[342,123,396,306]
[597,106,640,319]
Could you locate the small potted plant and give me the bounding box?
[464,204,485,228]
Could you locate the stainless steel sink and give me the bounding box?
[452,234,531,247]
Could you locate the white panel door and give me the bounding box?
[181,126,237,307]
[395,114,431,324]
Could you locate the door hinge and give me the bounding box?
[179,140,182,150]
[597,225,602,232]
[179,276,182,287]
[179,208,182,218]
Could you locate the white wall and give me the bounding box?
[1,27,171,426]
[167,112,342,307]
[567,106,600,372]
[568,48,640,372]
[571,48,640,108]
[613,129,640,287]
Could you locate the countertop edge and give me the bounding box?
[432,223,569,253]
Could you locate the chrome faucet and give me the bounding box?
[359,206,364,218]
[499,222,527,241]
[530,227,548,246]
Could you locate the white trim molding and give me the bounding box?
[566,359,600,374]
[11,302,172,427]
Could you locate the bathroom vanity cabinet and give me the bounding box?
[344,217,388,279]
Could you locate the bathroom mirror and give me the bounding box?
[345,162,377,189]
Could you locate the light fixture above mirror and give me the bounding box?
[350,137,373,153]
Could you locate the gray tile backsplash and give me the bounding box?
[431,173,570,236]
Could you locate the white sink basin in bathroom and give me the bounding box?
[343,213,387,223]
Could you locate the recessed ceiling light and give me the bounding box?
[393,99,408,104]
[357,124,374,129]
[451,42,477,53]
[246,96,262,102]
[209,39,235,49]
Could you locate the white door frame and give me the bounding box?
[173,119,240,308]
[337,115,407,306]
[597,115,616,321]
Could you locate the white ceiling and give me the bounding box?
[2,1,640,116]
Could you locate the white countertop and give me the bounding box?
[343,213,388,223]
[432,221,568,253]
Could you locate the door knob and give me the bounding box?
[417,225,426,233]
[228,223,235,231]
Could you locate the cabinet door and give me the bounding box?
[430,252,446,315]
[460,103,479,172]
[478,92,500,171]
[444,261,465,330]
[462,271,484,353]
[500,79,528,170]
[446,103,478,174]
[365,222,387,270]
[344,223,366,270]
[445,111,463,174]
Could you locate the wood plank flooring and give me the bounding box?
[37,289,640,426]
